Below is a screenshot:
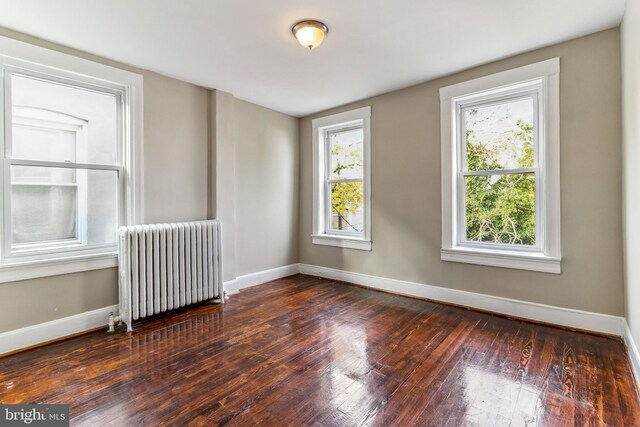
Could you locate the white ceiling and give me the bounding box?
[0,0,626,117]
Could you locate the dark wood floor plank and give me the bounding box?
[1,274,638,426]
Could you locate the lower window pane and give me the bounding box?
[12,185,77,243]
[10,165,119,253]
[330,181,364,233]
[465,173,536,246]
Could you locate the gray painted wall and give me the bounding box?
[210,90,238,282]
[299,29,624,316]
[234,98,299,276]
[143,71,209,224]
[209,91,299,280]
[622,2,640,348]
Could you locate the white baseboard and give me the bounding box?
[299,264,625,336]
[1,263,629,358]
[225,263,299,295]
[0,305,116,356]
[624,320,640,389]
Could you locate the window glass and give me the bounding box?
[12,185,77,244]
[330,181,364,233]
[13,119,78,163]
[464,98,534,171]
[10,74,119,165]
[11,163,75,184]
[329,127,363,179]
[84,169,119,246]
[464,173,536,245]
[10,166,118,250]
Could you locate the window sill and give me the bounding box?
[0,252,118,283]
[312,234,372,251]
[441,247,561,274]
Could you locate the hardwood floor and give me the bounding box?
[1,274,639,426]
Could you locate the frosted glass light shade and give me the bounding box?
[292,21,328,49]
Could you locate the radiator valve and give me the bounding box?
[107,312,122,333]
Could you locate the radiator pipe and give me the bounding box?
[107,312,122,333]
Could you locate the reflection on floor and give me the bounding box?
[1,274,639,425]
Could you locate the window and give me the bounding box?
[312,107,371,250]
[0,36,142,282]
[440,59,561,273]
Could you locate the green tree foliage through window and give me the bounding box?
[331,181,363,231]
[465,108,536,245]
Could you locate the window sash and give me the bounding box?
[325,125,364,181]
[324,178,365,236]
[461,168,535,176]
[3,65,125,167]
[459,92,539,173]
[12,182,78,187]
[459,172,538,250]
[13,237,85,252]
[11,181,81,248]
[455,90,543,252]
[7,158,121,171]
[2,158,123,260]
[326,177,363,183]
[323,125,365,237]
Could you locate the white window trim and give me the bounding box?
[440,58,561,274]
[0,35,144,283]
[312,106,371,251]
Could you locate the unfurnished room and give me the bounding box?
[0,1,639,426]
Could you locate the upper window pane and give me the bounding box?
[329,127,364,180]
[464,97,534,171]
[10,74,119,165]
[13,117,78,163]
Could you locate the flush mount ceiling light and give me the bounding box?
[292,20,328,49]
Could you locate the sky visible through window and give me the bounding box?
[464,98,534,171]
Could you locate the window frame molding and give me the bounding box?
[312,106,372,251]
[0,35,144,283]
[440,58,561,274]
